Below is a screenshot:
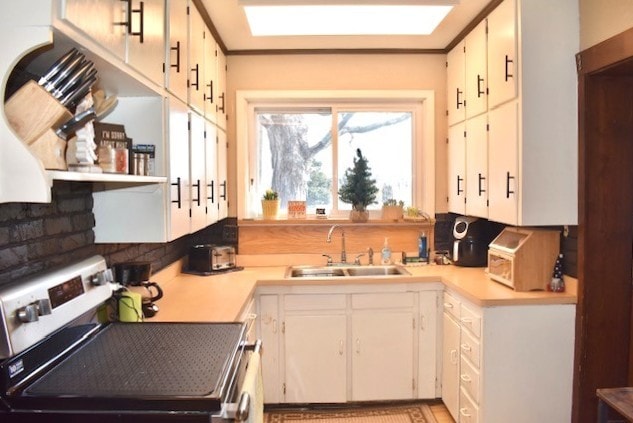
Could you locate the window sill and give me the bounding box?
[238,217,434,227]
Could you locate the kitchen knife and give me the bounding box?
[56,107,96,140]
[60,74,98,107]
[37,48,79,87]
[52,60,93,99]
[43,53,85,94]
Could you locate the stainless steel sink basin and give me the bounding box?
[285,265,410,278]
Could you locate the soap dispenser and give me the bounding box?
[381,237,392,264]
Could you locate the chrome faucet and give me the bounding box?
[326,224,346,263]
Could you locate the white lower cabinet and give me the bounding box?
[256,284,441,404]
[441,290,576,423]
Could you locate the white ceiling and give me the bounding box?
[200,0,492,53]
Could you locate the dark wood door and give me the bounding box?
[575,27,633,423]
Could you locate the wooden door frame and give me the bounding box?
[574,26,633,423]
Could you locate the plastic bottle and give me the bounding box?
[418,232,428,262]
[381,237,392,264]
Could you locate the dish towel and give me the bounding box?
[242,350,264,423]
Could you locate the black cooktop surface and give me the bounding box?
[22,322,244,404]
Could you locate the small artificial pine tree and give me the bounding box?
[338,149,379,211]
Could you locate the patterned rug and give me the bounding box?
[264,402,438,423]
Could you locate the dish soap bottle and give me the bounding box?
[418,232,428,262]
[381,237,392,264]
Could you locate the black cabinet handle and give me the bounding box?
[506,171,515,198]
[115,0,132,30]
[457,175,464,195]
[171,177,181,208]
[478,173,486,196]
[190,63,200,90]
[218,93,226,113]
[505,55,514,81]
[192,179,201,206]
[221,181,227,200]
[207,180,215,202]
[130,1,144,43]
[170,41,181,72]
[205,80,214,103]
[477,75,485,97]
[456,88,464,109]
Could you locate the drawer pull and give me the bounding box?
[460,374,472,383]
[443,302,454,309]
[339,340,344,355]
[461,343,472,352]
[460,407,472,417]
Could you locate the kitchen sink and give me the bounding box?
[285,265,410,278]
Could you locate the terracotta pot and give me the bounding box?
[349,209,369,223]
[261,199,280,219]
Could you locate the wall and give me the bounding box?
[0,181,230,287]
[579,0,633,49]
[225,53,448,216]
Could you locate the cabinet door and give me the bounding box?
[465,113,488,218]
[258,295,281,404]
[189,112,206,232]
[488,101,518,225]
[418,291,439,399]
[188,5,205,114]
[447,41,466,126]
[487,0,517,109]
[465,20,488,118]
[205,121,219,226]
[126,0,164,86]
[284,314,347,403]
[217,128,228,220]
[63,0,126,59]
[167,96,191,240]
[216,47,228,130]
[166,0,189,102]
[448,122,466,215]
[204,36,219,124]
[351,311,415,401]
[442,312,460,422]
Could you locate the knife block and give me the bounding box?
[5,80,72,144]
[4,80,72,169]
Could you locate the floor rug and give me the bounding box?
[264,402,438,423]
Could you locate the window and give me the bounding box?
[236,91,435,220]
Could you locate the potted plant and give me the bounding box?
[382,199,404,221]
[338,149,378,222]
[261,189,279,219]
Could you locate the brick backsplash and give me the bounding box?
[0,181,229,287]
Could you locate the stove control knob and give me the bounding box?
[17,304,39,323]
[90,269,113,286]
[35,299,52,316]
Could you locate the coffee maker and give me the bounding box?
[451,216,502,267]
[112,261,163,319]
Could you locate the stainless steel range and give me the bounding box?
[0,256,262,423]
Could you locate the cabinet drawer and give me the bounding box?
[460,328,481,369]
[460,355,480,403]
[443,292,461,320]
[460,304,481,338]
[459,387,479,423]
[351,292,415,310]
[284,294,346,311]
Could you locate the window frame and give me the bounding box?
[236,90,436,220]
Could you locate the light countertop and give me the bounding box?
[145,260,577,323]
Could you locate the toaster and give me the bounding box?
[188,244,236,272]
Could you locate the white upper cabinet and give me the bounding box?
[216,128,229,220]
[447,41,466,126]
[448,122,466,215]
[205,121,220,226]
[487,0,517,109]
[189,112,207,233]
[63,0,165,87]
[204,36,219,124]
[465,113,488,218]
[216,48,228,130]
[166,0,189,102]
[125,0,165,87]
[464,20,488,118]
[188,5,206,115]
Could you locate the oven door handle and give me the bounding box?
[243,339,262,354]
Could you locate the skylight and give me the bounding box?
[240,1,457,36]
